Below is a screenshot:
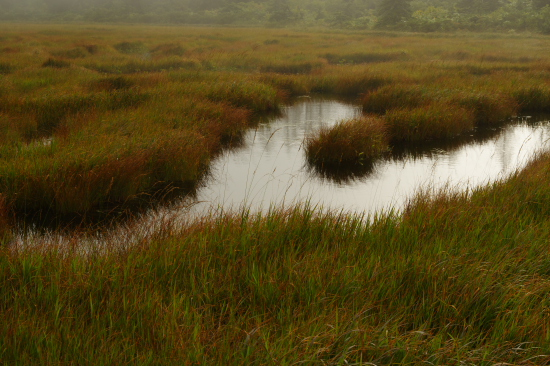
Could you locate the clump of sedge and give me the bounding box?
[305,115,389,166]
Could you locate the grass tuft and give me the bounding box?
[113,41,147,54]
[362,84,430,114]
[51,47,88,59]
[305,115,389,166]
[41,58,70,68]
[81,44,99,54]
[91,76,134,91]
[385,102,475,143]
[324,51,408,65]
[151,43,186,56]
[86,59,200,74]
[513,86,550,113]
[452,91,518,125]
[260,62,319,75]
[0,62,14,75]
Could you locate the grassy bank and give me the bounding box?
[4,150,550,364]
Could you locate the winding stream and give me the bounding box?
[16,98,550,248]
[177,97,550,218]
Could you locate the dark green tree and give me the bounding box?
[376,0,412,26]
[457,0,500,14]
[533,0,550,10]
[43,0,78,14]
[268,0,295,23]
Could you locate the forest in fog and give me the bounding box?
[2,0,550,33]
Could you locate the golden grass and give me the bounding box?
[305,115,389,166]
[0,23,549,218]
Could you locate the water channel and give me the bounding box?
[15,97,550,247]
[177,97,550,219]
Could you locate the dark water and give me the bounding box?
[172,98,550,218]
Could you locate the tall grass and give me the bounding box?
[2,23,550,365]
[513,85,550,113]
[0,62,14,75]
[324,51,408,65]
[305,115,389,166]
[5,150,550,363]
[362,84,430,114]
[385,102,475,143]
[451,91,518,125]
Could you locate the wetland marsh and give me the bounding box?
[4,24,550,365]
[185,98,550,218]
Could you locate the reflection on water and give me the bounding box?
[14,98,550,248]
[181,98,550,217]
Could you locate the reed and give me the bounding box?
[385,102,475,142]
[86,59,201,74]
[362,84,431,114]
[51,47,88,59]
[305,115,389,166]
[260,61,320,75]
[41,58,70,68]
[451,91,518,125]
[324,51,408,65]
[513,85,550,113]
[113,41,148,54]
[256,73,309,97]
[0,62,14,75]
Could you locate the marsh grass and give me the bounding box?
[513,85,550,113]
[113,41,148,54]
[256,73,309,96]
[81,44,99,54]
[86,59,200,74]
[362,84,430,114]
[1,24,550,218]
[386,102,475,142]
[451,91,518,125]
[51,47,88,59]
[332,73,388,97]
[4,90,151,138]
[3,24,550,365]
[260,61,319,74]
[324,51,408,65]
[6,150,550,363]
[151,42,186,56]
[90,76,134,91]
[41,58,71,68]
[0,62,14,75]
[305,115,389,166]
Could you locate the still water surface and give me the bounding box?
[16,98,550,247]
[179,98,550,218]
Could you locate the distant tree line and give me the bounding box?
[2,0,550,33]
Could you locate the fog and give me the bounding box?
[1,0,550,33]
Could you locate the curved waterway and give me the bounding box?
[15,98,550,248]
[175,97,550,218]
[13,98,550,251]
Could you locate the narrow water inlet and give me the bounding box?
[180,98,550,218]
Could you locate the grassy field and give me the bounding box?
[3,23,550,364]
